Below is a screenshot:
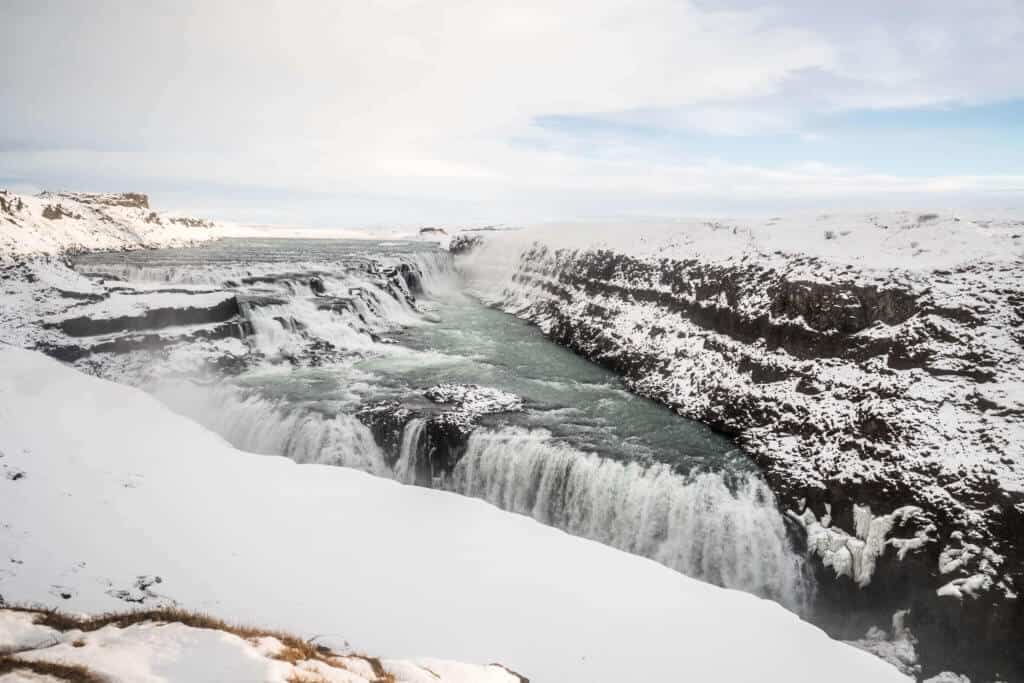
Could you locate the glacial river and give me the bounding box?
[74,238,812,611]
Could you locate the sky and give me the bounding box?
[2,0,1023,226]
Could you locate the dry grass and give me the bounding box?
[0,655,106,683]
[359,655,396,683]
[7,604,329,661]
[5,605,398,682]
[287,672,332,683]
[491,662,530,682]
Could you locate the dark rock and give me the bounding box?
[496,242,1024,680]
[450,234,485,255]
[54,296,241,337]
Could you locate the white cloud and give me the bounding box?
[1,0,1022,222]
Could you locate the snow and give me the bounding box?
[491,210,1024,272]
[787,506,931,587]
[0,611,518,683]
[424,383,524,414]
[47,291,236,324]
[0,611,61,653]
[0,191,223,257]
[845,610,920,677]
[921,673,972,683]
[936,574,992,600]
[0,348,909,683]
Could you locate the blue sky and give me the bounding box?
[2,1,1022,225]
[529,99,1024,177]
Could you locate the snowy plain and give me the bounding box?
[492,210,1024,271]
[0,188,454,258]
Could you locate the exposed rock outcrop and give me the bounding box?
[53,296,241,337]
[460,216,1024,681]
[0,190,221,257]
[357,384,524,485]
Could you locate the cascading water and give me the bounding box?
[394,418,427,484]
[154,381,389,475]
[450,427,811,612]
[242,297,380,357]
[72,238,817,618]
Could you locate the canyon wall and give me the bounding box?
[458,213,1024,680]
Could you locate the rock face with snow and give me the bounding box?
[357,384,524,486]
[458,212,1024,680]
[0,189,221,256]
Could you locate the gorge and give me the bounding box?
[1,192,1020,681]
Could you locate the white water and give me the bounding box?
[395,418,427,484]
[242,297,381,357]
[155,382,389,475]
[76,239,813,615]
[450,427,811,611]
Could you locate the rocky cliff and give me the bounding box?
[457,213,1024,681]
[0,189,221,256]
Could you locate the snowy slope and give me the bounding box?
[0,190,222,256]
[0,348,908,683]
[0,609,520,683]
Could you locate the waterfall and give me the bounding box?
[76,250,456,292]
[449,427,811,612]
[407,250,459,297]
[78,249,459,359]
[241,298,380,357]
[394,418,427,484]
[153,381,389,475]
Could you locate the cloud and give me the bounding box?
[1,0,1021,222]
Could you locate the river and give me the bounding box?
[73,237,812,611]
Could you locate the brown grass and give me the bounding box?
[287,673,332,683]
[5,605,397,682]
[6,604,328,661]
[359,655,396,683]
[0,655,106,683]
[491,662,531,682]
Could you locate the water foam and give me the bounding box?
[155,382,388,475]
[449,426,811,611]
[394,418,428,484]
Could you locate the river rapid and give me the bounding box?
[73,238,813,612]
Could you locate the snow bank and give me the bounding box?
[0,348,908,682]
[48,291,237,324]
[491,210,1024,272]
[0,610,519,683]
[0,190,222,257]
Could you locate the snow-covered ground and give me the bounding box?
[47,291,236,323]
[0,348,908,682]
[493,210,1024,271]
[0,608,520,683]
[0,191,224,257]
[0,188,481,259]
